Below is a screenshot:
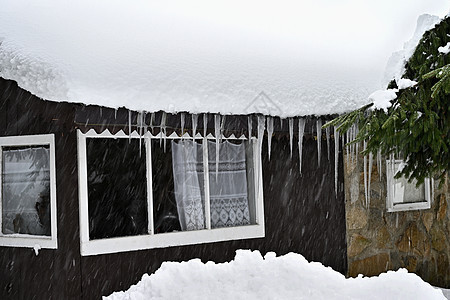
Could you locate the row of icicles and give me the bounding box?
[124,111,383,200]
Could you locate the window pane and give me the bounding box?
[2,146,51,236]
[391,161,426,204]
[166,139,205,232]
[87,138,148,240]
[393,177,425,204]
[152,140,181,233]
[207,140,255,228]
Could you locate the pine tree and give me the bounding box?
[325,16,450,185]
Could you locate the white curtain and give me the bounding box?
[207,140,250,228]
[171,140,205,231]
[172,139,251,231]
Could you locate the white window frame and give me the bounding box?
[386,159,431,212]
[77,129,265,256]
[0,134,58,249]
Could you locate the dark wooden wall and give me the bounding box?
[0,78,346,299]
[0,79,82,299]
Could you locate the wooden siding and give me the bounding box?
[0,78,346,299]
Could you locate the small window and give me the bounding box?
[0,134,57,249]
[77,130,264,256]
[386,160,431,212]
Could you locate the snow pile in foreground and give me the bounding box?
[104,250,445,300]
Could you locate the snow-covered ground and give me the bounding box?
[104,250,447,300]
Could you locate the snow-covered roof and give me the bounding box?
[0,0,448,117]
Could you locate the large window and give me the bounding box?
[77,130,264,256]
[386,160,431,212]
[0,134,57,249]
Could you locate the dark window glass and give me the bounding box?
[152,140,182,233]
[1,146,51,236]
[87,138,147,240]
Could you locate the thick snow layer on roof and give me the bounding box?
[383,14,442,85]
[369,14,444,112]
[104,250,446,299]
[0,0,448,117]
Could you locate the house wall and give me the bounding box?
[0,79,82,298]
[0,78,348,299]
[344,152,450,288]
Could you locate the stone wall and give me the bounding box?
[344,153,450,288]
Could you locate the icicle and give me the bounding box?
[192,114,198,140]
[267,116,274,160]
[257,115,266,159]
[346,129,350,166]
[128,110,132,142]
[220,115,226,142]
[280,118,284,130]
[325,126,330,161]
[316,119,322,166]
[298,118,306,175]
[138,111,144,156]
[150,112,155,132]
[352,124,356,163]
[203,114,208,138]
[431,178,435,204]
[368,151,373,206]
[214,114,221,177]
[180,113,185,138]
[377,150,382,181]
[363,140,368,207]
[160,112,167,151]
[349,126,353,163]
[100,107,102,117]
[114,108,117,119]
[355,124,359,157]
[334,126,339,195]
[288,118,293,158]
[248,116,253,138]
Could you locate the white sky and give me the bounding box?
[0,0,448,116]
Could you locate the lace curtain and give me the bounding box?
[171,140,205,231]
[171,140,250,231]
[207,141,250,228]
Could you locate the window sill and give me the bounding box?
[80,223,265,256]
[386,201,431,213]
[0,235,57,249]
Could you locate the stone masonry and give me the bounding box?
[344,153,450,288]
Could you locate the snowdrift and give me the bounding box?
[104,250,445,300]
